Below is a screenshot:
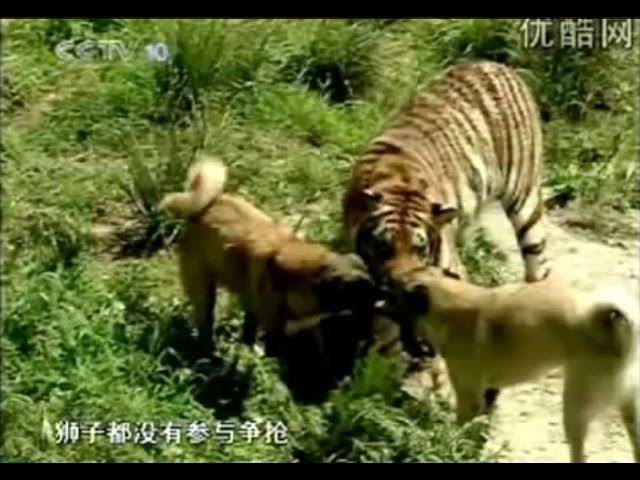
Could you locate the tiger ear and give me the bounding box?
[431,203,458,227]
[363,188,382,200]
[360,188,382,210]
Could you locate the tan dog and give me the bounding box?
[389,268,639,463]
[159,157,375,357]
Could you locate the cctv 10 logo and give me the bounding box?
[55,39,170,64]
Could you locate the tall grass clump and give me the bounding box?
[153,20,274,125]
[411,19,519,69]
[543,110,638,210]
[113,130,201,258]
[280,20,380,104]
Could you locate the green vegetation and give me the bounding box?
[2,19,637,462]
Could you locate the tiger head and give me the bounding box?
[350,186,459,288]
[344,183,461,359]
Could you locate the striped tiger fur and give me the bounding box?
[343,61,551,287]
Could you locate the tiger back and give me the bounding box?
[343,61,550,285]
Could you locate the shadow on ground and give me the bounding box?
[151,306,401,412]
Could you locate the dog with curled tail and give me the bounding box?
[159,156,376,358]
[388,267,639,463]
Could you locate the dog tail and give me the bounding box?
[583,283,640,362]
[159,156,228,218]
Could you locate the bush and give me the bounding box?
[544,113,638,210]
[114,131,197,257]
[280,20,380,104]
[519,47,632,122]
[415,19,519,68]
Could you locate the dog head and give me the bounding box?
[269,242,377,318]
[379,264,459,359]
[313,252,377,312]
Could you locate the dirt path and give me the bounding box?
[476,203,639,463]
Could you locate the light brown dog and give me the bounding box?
[389,268,640,463]
[159,157,375,357]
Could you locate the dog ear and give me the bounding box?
[443,268,461,280]
[405,283,430,315]
[376,283,429,317]
[399,284,434,359]
[375,287,433,359]
[593,305,629,332]
[343,252,368,270]
[431,203,458,227]
[588,303,633,356]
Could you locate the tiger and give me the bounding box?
[343,61,551,289]
[342,62,552,397]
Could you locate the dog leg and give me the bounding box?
[180,253,216,357]
[619,393,640,462]
[427,355,449,392]
[238,297,258,345]
[483,388,501,412]
[265,331,286,358]
[314,326,337,382]
[241,310,258,346]
[192,287,216,357]
[449,369,483,423]
[563,374,593,463]
[455,387,484,423]
[563,406,589,463]
[258,299,285,358]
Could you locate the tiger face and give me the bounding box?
[353,187,458,287]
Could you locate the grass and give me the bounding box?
[2,18,637,462]
[460,227,514,287]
